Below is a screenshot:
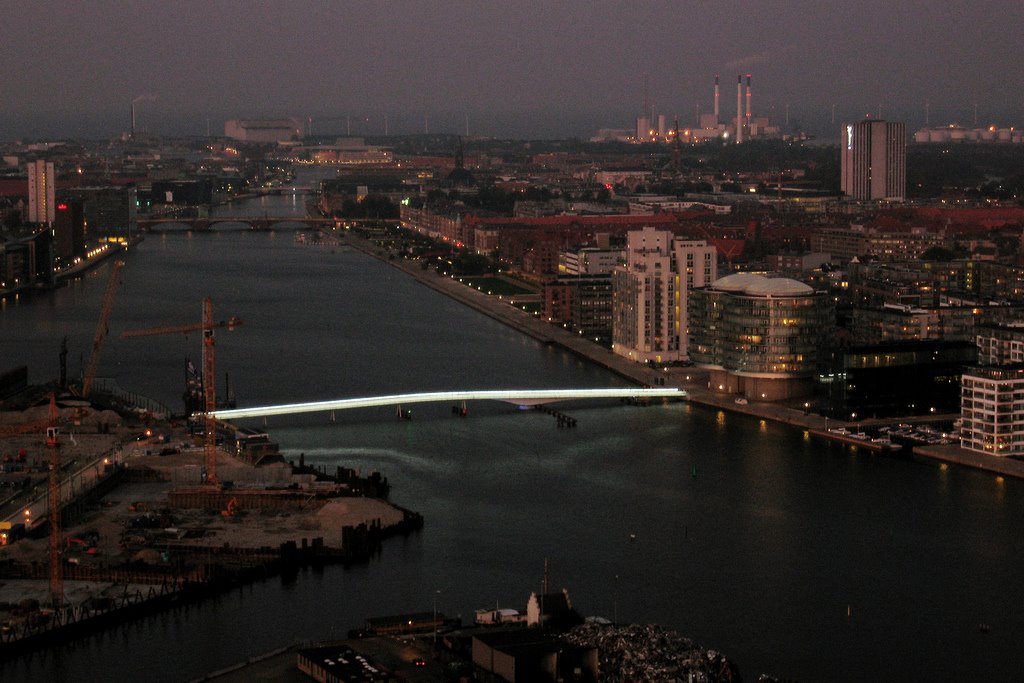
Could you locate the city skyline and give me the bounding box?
[3,0,1024,139]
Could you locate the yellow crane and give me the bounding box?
[81,260,126,398]
[120,298,242,487]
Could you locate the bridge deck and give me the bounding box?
[210,387,685,420]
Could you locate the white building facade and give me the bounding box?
[960,365,1024,456]
[27,160,55,224]
[612,227,716,364]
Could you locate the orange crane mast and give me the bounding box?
[120,298,242,487]
[81,260,126,398]
[45,393,63,606]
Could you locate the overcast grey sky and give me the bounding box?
[3,0,1023,139]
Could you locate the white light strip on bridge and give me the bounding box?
[210,388,686,420]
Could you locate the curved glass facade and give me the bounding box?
[689,280,833,377]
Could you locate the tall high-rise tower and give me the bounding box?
[612,227,717,364]
[27,160,56,224]
[840,120,906,201]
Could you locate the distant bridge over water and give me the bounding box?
[252,186,317,195]
[137,216,338,232]
[211,387,685,420]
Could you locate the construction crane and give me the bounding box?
[81,260,126,398]
[0,415,53,438]
[120,298,242,487]
[0,393,68,437]
[45,393,63,607]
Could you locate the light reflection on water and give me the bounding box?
[1,203,1023,682]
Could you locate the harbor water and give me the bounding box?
[1,182,1022,681]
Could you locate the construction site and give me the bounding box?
[0,261,422,656]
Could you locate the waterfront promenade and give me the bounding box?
[343,232,1024,481]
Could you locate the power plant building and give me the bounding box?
[612,227,716,363]
[224,118,303,143]
[841,120,906,201]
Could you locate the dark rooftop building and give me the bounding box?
[818,340,975,418]
[472,628,597,683]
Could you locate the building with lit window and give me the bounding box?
[52,199,86,268]
[976,322,1024,365]
[840,120,906,201]
[60,187,137,241]
[820,341,974,418]
[27,160,55,224]
[543,275,614,344]
[960,365,1024,456]
[688,273,833,400]
[612,228,716,363]
[811,225,942,263]
[850,304,980,345]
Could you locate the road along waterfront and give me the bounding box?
[1,193,1022,682]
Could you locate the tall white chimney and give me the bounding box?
[713,74,720,122]
[736,75,743,143]
[746,74,752,122]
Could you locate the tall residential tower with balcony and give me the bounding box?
[612,227,716,364]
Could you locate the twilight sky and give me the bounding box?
[3,0,1022,139]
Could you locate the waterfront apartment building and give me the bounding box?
[688,273,833,400]
[60,187,138,242]
[52,199,86,268]
[840,120,906,201]
[27,160,56,224]
[399,205,473,248]
[960,365,1024,456]
[975,322,1024,365]
[543,275,614,344]
[612,227,716,364]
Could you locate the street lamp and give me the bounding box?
[613,574,619,624]
[432,589,441,649]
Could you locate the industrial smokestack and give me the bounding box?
[714,74,720,122]
[130,101,135,139]
[736,75,743,143]
[746,74,752,122]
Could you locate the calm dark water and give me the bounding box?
[1,193,1022,682]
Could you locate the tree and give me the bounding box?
[920,246,957,261]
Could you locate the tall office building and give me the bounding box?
[27,160,56,224]
[612,227,716,364]
[841,120,906,201]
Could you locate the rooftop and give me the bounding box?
[712,272,813,296]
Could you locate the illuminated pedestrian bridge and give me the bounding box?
[210,387,685,420]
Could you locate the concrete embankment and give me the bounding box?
[345,235,667,389]
[345,234,1024,482]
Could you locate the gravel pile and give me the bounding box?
[563,622,741,682]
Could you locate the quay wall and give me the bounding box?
[347,232,1024,481]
